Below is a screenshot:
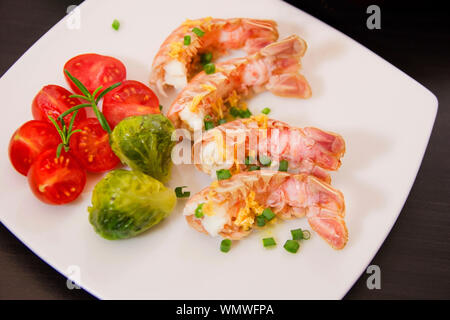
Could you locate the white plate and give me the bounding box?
[0,0,437,299]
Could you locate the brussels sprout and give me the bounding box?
[110,114,175,182]
[88,169,177,240]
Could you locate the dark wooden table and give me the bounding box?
[0,0,448,300]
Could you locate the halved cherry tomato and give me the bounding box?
[9,120,61,176]
[64,54,126,94]
[69,118,120,173]
[28,149,86,205]
[102,80,160,128]
[32,85,87,126]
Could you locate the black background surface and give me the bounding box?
[0,0,448,299]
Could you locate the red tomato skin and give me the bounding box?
[27,149,86,205]
[9,120,61,176]
[69,118,120,173]
[32,85,87,126]
[103,80,160,128]
[64,54,126,94]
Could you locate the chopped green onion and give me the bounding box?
[203,63,215,74]
[195,203,204,218]
[261,107,271,115]
[291,228,304,240]
[112,19,120,31]
[201,52,213,65]
[218,119,227,125]
[259,155,272,167]
[262,237,276,247]
[159,104,163,111]
[248,165,260,171]
[302,230,311,240]
[262,208,275,221]
[175,186,190,198]
[245,156,254,165]
[284,240,300,253]
[204,120,214,130]
[239,108,252,118]
[256,215,266,227]
[229,106,252,119]
[192,27,205,37]
[216,169,232,180]
[184,35,191,45]
[278,160,288,172]
[220,239,232,253]
[230,107,240,117]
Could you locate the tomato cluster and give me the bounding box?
[9,54,160,205]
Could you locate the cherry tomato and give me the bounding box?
[102,80,160,128]
[32,85,87,126]
[64,54,126,94]
[69,118,120,173]
[28,149,86,205]
[9,120,61,176]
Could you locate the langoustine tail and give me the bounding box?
[304,175,348,249]
[303,127,346,170]
[267,74,311,98]
[308,210,348,250]
[241,19,279,53]
[261,35,312,98]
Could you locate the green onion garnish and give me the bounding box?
[218,119,227,125]
[195,203,204,218]
[245,156,254,165]
[291,228,304,240]
[216,169,232,180]
[259,155,272,167]
[220,239,232,253]
[278,160,288,172]
[159,104,163,111]
[262,237,276,247]
[204,120,214,130]
[248,165,260,171]
[230,107,240,117]
[112,19,120,31]
[203,63,215,74]
[175,186,190,198]
[261,107,271,115]
[256,215,266,227]
[201,52,213,65]
[239,109,252,118]
[284,240,300,253]
[262,208,276,221]
[192,27,205,37]
[302,230,311,240]
[229,107,252,119]
[184,35,191,45]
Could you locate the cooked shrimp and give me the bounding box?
[184,171,348,250]
[167,35,312,131]
[193,115,345,183]
[150,17,278,95]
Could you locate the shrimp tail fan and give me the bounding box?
[241,18,279,53]
[305,176,348,249]
[262,35,312,98]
